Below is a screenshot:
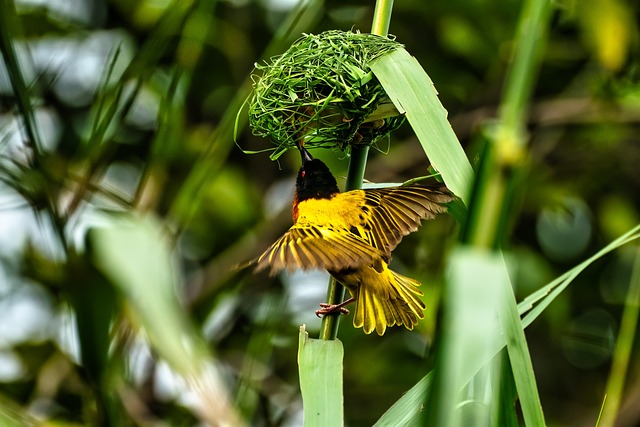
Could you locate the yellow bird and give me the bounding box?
[253,147,454,335]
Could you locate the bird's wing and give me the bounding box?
[348,184,454,255]
[253,223,386,276]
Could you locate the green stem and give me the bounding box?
[318,0,393,341]
[319,144,370,340]
[466,0,552,249]
[318,279,346,341]
[498,0,552,145]
[344,144,372,190]
[599,246,640,427]
[371,0,394,36]
[0,0,71,253]
[454,0,553,426]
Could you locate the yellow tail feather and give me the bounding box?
[351,268,426,336]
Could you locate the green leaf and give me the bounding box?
[495,253,545,426]
[370,48,474,204]
[0,394,39,427]
[599,247,640,427]
[298,325,344,427]
[519,223,640,325]
[66,261,122,424]
[90,213,245,426]
[67,266,117,384]
[427,247,506,426]
[0,0,43,155]
[90,214,207,372]
[374,373,433,427]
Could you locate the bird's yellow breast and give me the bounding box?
[295,192,364,228]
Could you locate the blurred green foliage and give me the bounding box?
[0,0,639,425]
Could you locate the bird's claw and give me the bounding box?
[315,303,350,318]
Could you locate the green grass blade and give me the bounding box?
[0,0,42,156]
[90,215,206,370]
[496,254,545,426]
[67,267,121,424]
[597,246,640,427]
[90,214,245,426]
[495,355,519,427]
[0,394,38,427]
[370,49,474,204]
[519,224,640,325]
[298,325,344,426]
[373,373,433,427]
[0,0,67,245]
[66,1,199,217]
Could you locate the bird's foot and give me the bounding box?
[315,303,349,318]
[315,297,355,318]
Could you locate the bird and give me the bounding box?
[252,146,455,335]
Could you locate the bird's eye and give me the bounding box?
[301,170,306,177]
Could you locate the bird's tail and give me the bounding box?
[353,268,426,336]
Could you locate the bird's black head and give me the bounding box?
[295,147,339,201]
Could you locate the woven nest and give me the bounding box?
[248,30,405,159]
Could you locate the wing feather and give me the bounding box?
[358,184,454,255]
[254,224,385,276]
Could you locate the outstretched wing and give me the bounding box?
[342,184,454,256]
[253,223,386,276]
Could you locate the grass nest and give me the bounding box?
[248,30,405,159]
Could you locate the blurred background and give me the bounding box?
[0,0,639,425]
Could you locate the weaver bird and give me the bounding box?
[253,147,454,335]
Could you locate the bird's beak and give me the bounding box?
[299,145,313,163]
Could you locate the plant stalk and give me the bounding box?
[371,0,394,37]
[464,0,552,249]
[0,0,70,252]
[317,0,393,341]
[452,0,553,426]
[599,246,640,427]
[319,144,370,340]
